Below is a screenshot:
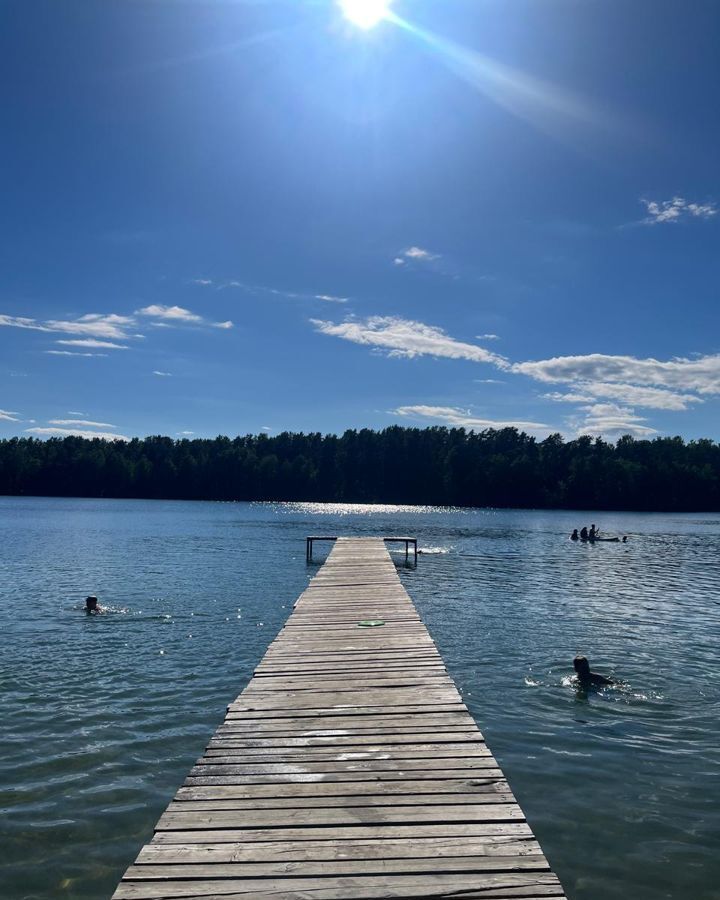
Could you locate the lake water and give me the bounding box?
[1,497,719,900]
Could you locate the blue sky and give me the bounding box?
[2,0,719,442]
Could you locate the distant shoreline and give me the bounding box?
[2,427,719,512]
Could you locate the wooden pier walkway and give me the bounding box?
[113,537,566,899]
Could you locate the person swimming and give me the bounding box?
[589,523,599,540]
[570,529,579,541]
[579,526,589,540]
[85,595,101,614]
[573,655,613,687]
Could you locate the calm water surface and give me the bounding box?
[1,497,719,899]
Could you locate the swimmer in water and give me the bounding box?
[85,595,101,614]
[573,655,613,687]
[570,529,579,541]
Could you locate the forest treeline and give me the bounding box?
[1,427,719,511]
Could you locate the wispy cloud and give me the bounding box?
[153,370,172,377]
[476,333,500,341]
[137,303,233,329]
[394,246,441,266]
[56,339,129,350]
[393,404,549,432]
[314,313,719,438]
[513,352,720,397]
[192,279,214,286]
[177,430,194,436]
[315,315,720,400]
[25,426,129,440]
[49,418,117,428]
[570,403,657,439]
[542,382,701,411]
[2,305,233,359]
[138,304,202,323]
[311,316,507,366]
[224,280,349,304]
[0,409,20,422]
[0,312,135,340]
[640,196,717,225]
[45,350,108,357]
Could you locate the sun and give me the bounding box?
[339,0,392,30]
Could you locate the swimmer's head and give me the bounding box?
[573,655,590,676]
[85,595,98,612]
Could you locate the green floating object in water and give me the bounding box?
[358,619,385,627]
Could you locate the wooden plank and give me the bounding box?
[112,537,566,900]
[156,804,526,830]
[150,822,536,844]
[126,856,549,878]
[136,835,544,864]
[114,872,565,898]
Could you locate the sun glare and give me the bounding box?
[339,0,391,30]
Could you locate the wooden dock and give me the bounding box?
[113,537,566,899]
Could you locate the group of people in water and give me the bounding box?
[570,524,627,543]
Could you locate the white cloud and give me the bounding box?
[513,353,720,397]
[640,196,717,225]
[476,333,500,341]
[0,409,20,422]
[45,350,108,357]
[192,279,213,286]
[56,339,129,350]
[542,381,701,411]
[393,404,549,432]
[0,312,135,340]
[137,304,233,330]
[571,403,657,439]
[25,427,129,440]
[137,304,203,323]
[313,313,718,437]
[49,419,117,428]
[68,410,86,416]
[405,246,440,261]
[177,430,194,436]
[311,316,507,366]
[153,370,172,377]
[394,246,441,265]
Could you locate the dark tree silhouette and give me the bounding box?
[0,428,718,511]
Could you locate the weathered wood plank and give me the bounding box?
[136,835,543,865]
[114,871,565,899]
[149,822,535,845]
